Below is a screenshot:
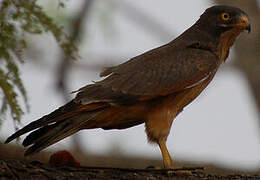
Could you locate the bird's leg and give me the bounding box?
[158,140,193,175]
[158,140,173,168]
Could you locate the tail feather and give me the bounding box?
[5,100,78,144]
[5,101,107,144]
[23,111,100,156]
[24,121,78,156]
[5,94,145,156]
[22,123,60,147]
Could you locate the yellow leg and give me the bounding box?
[158,140,193,175]
[158,140,173,168]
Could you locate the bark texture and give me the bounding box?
[0,159,259,180]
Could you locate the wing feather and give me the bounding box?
[76,43,218,105]
[100,46,218,95]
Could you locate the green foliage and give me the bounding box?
[0,0,77,129]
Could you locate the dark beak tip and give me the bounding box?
[246,24,251,33]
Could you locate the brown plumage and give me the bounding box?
[5,5,250,168]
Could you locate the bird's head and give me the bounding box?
[198,5,251,36]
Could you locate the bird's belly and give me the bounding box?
[145,73,215,143]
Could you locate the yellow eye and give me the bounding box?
[221,12,230,21]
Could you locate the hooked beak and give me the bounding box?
[245,24,251,33]
[237,14,251,33]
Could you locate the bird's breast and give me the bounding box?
[160,71,215,120]
[218,29,243,64]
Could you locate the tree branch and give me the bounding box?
[1,159,259,180]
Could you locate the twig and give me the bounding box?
[56,0,94,101]
[118,0,174,41]
[56,0,95,154]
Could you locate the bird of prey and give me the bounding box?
[5,5,250,169]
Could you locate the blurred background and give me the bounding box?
[0,0,259,173]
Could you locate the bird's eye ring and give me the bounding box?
[221,12,230,21]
